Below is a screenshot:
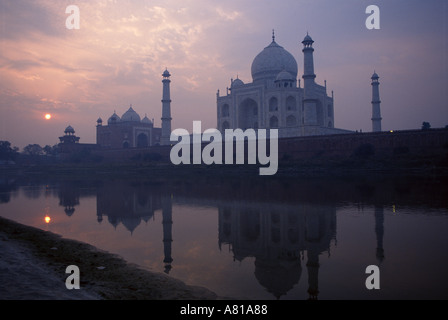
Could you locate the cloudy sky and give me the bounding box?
[0,0,447,149]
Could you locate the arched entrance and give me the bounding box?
[286,115,296,127]
[286,96,296,111]
[137,133,148,148]
[222,104,230,117]
[269,97,278,112]
[238,98,258,130]
[222,121,230,130]
[269,116,279,128]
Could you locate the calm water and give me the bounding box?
[1,175,447,300]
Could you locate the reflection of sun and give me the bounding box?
[45,113,52,120]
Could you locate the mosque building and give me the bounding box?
[95,69,172,149]
[217,32,354,137]
[96,106,161,148]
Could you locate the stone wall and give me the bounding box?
[91,128,448,163]
[92,144,172,162]
[277,128,448,161]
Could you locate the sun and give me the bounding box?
[45,113,52,120]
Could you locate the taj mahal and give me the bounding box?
[217,32,366,137]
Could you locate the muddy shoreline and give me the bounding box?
[0,216,218,300]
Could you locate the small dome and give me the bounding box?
[97,117,103,123]
[231,78,244,88]
[302,33,314,44]
[121,216,141,234]
[251,38,298,83]
[64,125,75,134]
[275,70,295,82]
[162,69,171,78]
[142,115,153,125]
[371,72,379,79]
[108,112,121,124]
[121,106,141,122]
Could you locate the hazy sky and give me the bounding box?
[1,0,447,149]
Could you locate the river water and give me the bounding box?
[1,174,447,300]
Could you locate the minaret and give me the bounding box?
[302,33,316,94]
[161,69,172,145]
[302,33,317,125]
[371,72,382,132]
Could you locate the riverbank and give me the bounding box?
[2,151,448,181]
[0,216,217,300]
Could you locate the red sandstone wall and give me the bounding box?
[91,128,448,163]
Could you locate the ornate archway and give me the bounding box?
[137,133,148,148]
[238,98,258,130]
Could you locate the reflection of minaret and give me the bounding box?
[305,212,322,300]
[374,205,385,263]
[306,247,320,300]
[162,194,173,274]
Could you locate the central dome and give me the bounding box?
[251,40,298,84]
[121,106,141,122]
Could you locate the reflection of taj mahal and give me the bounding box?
[217,32,353,137]
[218,202,337,299]
[92,181,339,298]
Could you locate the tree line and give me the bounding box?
[0,141,59,163]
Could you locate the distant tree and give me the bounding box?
[421,121,431,130]
[43,144,59,156]
[23,144,44,156]
[0,141,19,161]
[43,145,52,155]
